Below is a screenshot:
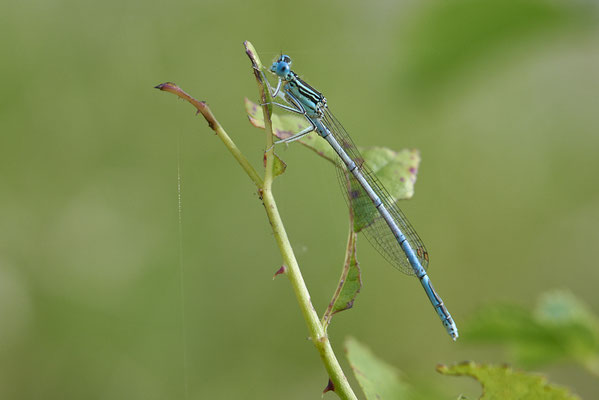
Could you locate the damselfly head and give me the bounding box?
[270,55,293,80]
[276,54,292,65]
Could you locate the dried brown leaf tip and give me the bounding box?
[154,82,175,90]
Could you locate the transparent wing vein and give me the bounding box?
[322,109,429,275]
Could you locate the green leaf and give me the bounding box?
[263,152,286,177]
[463,291,599,370]
[322,230,362,326]
[360,147,420,202]
[345,337,413,400]
[437,362,580,400]
[330,232,361,314]
[245,98,421,205]
[245,97,338,162]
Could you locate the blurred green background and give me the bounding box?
[2,0,598,398]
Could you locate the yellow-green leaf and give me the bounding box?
[437,362,580,400]
[345,337,413,400]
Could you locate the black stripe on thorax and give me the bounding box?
[290,73,324,104]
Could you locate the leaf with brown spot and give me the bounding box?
[245,98,422,216]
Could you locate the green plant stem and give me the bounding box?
[245,40,358,400]
[157,43,357,400]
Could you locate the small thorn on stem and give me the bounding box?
[323,378,335,394]
[273,265,287,279]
